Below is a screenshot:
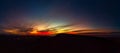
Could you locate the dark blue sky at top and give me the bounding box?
[0,0,120,30]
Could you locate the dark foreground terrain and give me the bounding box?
[0,34,120,53]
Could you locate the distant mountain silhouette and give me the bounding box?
[0,34,119,53]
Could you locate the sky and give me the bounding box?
[0,0,120,31]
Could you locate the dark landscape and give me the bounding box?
[0,34,120,53]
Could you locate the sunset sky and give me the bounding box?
[0,0,120,35]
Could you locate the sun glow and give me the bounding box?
[1,23,116,36]
[1,19,98,36]
[27,23,92,36]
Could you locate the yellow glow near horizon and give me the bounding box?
[2,21,95,35]
[4,29,19,34]
[30,23,92,35]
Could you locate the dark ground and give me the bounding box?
[0,34,120,53]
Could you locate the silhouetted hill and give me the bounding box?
[0,34,119,53]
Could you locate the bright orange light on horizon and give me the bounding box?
[29,30,55,36]
[2,22,117,36]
